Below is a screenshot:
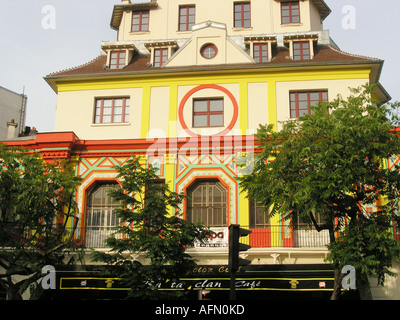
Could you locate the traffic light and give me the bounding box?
[228,224,252,272]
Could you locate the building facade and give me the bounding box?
[0,86,28,139]
[4,0,399,299]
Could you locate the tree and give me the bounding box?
[91,157,212,299]
[0,145,82,300]
[239,85,400,299]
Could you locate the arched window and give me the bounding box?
[187,180,227,227]
[85,182,121,248]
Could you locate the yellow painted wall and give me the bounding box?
[54,67,371,140]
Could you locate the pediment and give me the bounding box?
[165,21,254,68]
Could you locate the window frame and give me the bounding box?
[281,1,300,24]
[186,180,227,227]
[109,51,126,69]
[289,90,328,118]
[131,10,150,32]
[192,98,224,128]
[85,182,122,248]
[200,44,218,59]
[253,43,268,63]
[153,48,169,67]
[249,200,270,229]
[234,2,251,28]
[292,41,310,61]
[179,5,196,31]
[94,97,130,124]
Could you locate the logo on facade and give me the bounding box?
[289,280,299,289]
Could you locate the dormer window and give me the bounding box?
[145,41,178,68]
[253,43,268,63]
[102,42,136,69]
[110,51,126,69]
[284,35,318,61]
[132,10,149,32]
[244,36,277,63]
[154,48,168,67]
[293,41,310,61]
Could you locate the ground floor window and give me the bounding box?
[187,180,227,227]
[85,182,121,248]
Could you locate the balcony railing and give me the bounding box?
[72,225,331,249]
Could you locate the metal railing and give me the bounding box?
[72,225,331,249]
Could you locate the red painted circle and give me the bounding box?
[178,84,239,137]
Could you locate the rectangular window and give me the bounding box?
[234,2,251,28]
[193,98,224,128]
[132,10,149,32]
[110,51,126,69]
[253,43,268,63]
[94,97,130,124]
[290,91,328,118]
[281,1,300,24]
[249,201,270,229]
[179,5,195,31]
[153,48,168,67]
[293,41,310,61]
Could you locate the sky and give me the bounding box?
[0,0,399,133]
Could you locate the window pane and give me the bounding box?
[209,114,223,127]
[194,100,208,112]
[309,92,319,101]
[193,115,208,127]
[103,107,112,115]
[113,115,122,123]
[210,99,223,111]
[102,115,111,123]
[114,99,123,107]
[114,106,122,115]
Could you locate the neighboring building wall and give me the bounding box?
[0,86,27,139]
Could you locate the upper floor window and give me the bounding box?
[132,10,149,32]
[201,44,218,59]
[94,97,130,124]
[193,98,224,128]
[293,41,310,61]
[290,91,328,118]
[110,51,126,69]
[234,2,251,28]
[179,5,195,31]
[253,43,268,63]
[281,1,300,24]
[153,48,168,67]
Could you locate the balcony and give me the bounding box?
[74,225,331,249]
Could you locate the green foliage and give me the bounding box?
[0,145,82,299]
[326,213,400,287]
[91,157,213,300]
[239,84,400,289]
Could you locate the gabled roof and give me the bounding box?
[46,45,381,78]
[44,44,388,102]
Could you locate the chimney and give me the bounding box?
[121,0,131,4]
[7,119,18,139]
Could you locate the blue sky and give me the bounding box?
[0,0,398,133]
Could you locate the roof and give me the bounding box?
[311,0,331,20]
[46,44,382,79]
